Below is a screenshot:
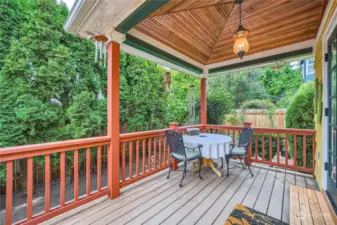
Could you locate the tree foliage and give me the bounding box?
[260,64,302,106]
[286,82,315,167]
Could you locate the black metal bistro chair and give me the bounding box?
[223,127,254,177]
[165,130,203,187]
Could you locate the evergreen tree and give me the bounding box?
[0,0,29,69]
[0,0,69,146]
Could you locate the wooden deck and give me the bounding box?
[42,163,319,225]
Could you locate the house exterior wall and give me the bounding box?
[314,0,337,190]
[301,59,315,82]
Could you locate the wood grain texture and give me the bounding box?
[41,166,322,225]
[136,3,234,63]
[135,0,327,65]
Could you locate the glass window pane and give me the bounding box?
[331,129,336,152]
[332,37,336,67]
[307,58,314,74]
[334,98,337,125]
[332,69,336,96]
[332,156,336,182]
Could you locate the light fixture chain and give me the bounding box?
[239,3,242,26]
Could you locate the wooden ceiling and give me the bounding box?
[135,0,328,65]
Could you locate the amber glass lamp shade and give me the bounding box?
[233,25,249,59]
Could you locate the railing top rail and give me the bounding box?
[252,127,315,135]
[0,136,111,162]
[119,124,205,141]
[120,128,170,141]
[205,124,315,135]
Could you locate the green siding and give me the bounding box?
[116,0,169,34]
[209,48,313,74]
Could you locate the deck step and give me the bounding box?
[290,185,336,225]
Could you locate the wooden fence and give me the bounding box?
[224,109,286,128]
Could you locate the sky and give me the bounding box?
[62,0,75,10]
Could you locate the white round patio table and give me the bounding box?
[183,133,232,158]
[182,133,232,177]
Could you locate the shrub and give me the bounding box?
[239,99,276,127]
[286,82,315,167]
[224,114,241,125]
[251,133,285,161]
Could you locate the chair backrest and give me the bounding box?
[165,130,186,156]
[238,127,254,148]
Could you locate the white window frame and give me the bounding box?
[306,58,315,75]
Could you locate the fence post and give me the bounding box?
[169,122,179,170]
[243,122,252,166]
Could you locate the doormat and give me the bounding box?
[225,204,288,225]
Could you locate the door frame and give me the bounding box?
[322,5,337,190]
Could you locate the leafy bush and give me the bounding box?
[224,114,241,125]
[286,82,315,167]
[251,133,285,161]
[239,99,276,127]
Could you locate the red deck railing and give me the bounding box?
[0,137,111,225]
[205,124,316,174]
[0,123,316,224]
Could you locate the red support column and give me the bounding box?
[200,78,207,130]
[169,122,179,170]
[107,41,120,199]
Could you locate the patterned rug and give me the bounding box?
[225,204,288,225]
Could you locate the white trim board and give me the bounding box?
[128,29,205,69]
[205,39,316,70]
[121,44,202,78]
[321,3,337,191]
[206,54,313,78]
[316,0,334,41]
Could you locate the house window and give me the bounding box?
[306,58,314,75]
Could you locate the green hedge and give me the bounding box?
[285,82,315,168]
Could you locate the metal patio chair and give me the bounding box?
[223,127,254,177]
[165,130,203,187]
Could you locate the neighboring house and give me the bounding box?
[290,58,315,82]
[301,58,315,82]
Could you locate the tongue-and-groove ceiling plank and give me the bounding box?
[135,0,327,65]
[150,0,234,17]
[208,0,323,64]
[136,3,234,64]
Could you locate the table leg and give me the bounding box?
[203,158,223,177]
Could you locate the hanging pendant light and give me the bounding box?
[233,0,249,59]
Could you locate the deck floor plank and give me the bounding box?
[241,167,269,208]
[58,171,182,225]
[42,165,319,225]
[298,186,313,225]
[267,169,285,220]
[253,169,277,214]
[282,169,296,223]
[143,171,218,225]
[158,168,231,225]
[212,167,260,225]
[80,172,190,225]
[195,169,249,225]
[113,169,214,225]
[307,189,325,225]
[316,191,335,225]
[306,177,319,191]
[295,174,307,188]
[178,167,243,225]
[290,185,301,225]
